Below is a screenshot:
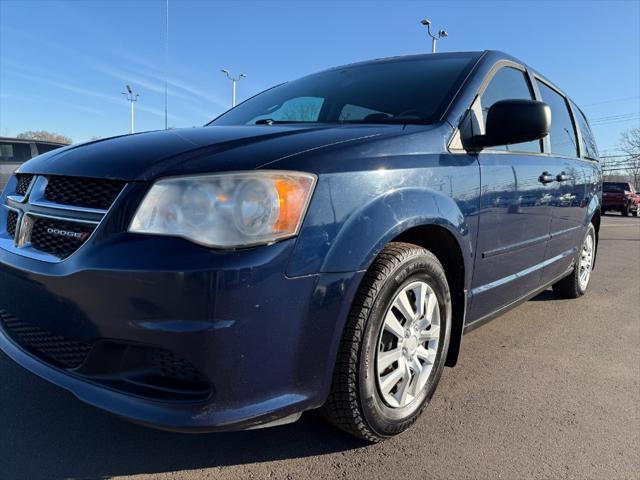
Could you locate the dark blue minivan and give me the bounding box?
[0,51,601,441]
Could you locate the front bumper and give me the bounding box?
[0,235,363,431]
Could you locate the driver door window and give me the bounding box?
[480,67,542,153]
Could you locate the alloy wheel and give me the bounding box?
[578,231,594,291]
[375,281,440,408]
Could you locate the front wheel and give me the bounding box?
[322,242,451,442]
[552,223,596,298]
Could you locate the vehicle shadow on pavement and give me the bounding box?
[0,353,367,480]
[528,289,557,302]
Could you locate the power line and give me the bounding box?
[591,117,640,127]
[590,112,639,122]
[583,95,640,107]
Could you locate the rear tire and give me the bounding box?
[622,204,630,217]
[321,242,451,442]
[552,223,596,299]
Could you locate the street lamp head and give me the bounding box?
[240,73,246,78]
[420,18,431,26]
[221,69,229,74]
[126,84,133,94]
[439,30,448,38]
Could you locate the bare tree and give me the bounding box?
[16,130,72,144]
[618,127,640,189]
[600,150,619,177]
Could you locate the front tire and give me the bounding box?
[552,223,596,298]
[321,242,451,442]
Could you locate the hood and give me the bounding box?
[18,125,400,181]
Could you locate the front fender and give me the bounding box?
[320,187,473,273]
[286,166,480,278]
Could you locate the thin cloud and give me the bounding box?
[8,69,184,122]
[95,64,191,101]
[1,93,105,116]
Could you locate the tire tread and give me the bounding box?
[321,242,443,442]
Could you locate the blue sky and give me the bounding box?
[0,0,638,153]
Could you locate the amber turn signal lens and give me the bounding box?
[274,176,315,233]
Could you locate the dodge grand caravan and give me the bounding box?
[0,51,601,442]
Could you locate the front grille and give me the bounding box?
[0,310,92,369]
[44,176,125,210]
[30,217,95,259]
[3,175,126,261]
[6,211,18,239]
[152,349,209,384]
[16,174,34,196]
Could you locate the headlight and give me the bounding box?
[129,171,316,248]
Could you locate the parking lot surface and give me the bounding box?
[1,214,638,480]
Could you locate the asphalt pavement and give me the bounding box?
[1,214,638,480]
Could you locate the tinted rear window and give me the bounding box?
[603,183,630,192]
[211,53,480,126]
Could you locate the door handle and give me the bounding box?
[556,171,569,182]
[538,171,555,184]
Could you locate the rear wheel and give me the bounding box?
[622,204,630,216]
[321,242,451,442]
[552,223,596,298]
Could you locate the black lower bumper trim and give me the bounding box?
[0,309,213,402]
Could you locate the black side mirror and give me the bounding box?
[477,99,551,149]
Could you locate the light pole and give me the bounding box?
[122,84,139,134]
[420,19,448,53]
[221,69,246,108]
[164,0,169,130]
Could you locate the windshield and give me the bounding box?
[603,182,631,193]
[209,53,479,126]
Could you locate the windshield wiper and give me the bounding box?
[254,119,317,125]
[342,117,431,125]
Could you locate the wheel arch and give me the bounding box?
[585,190,601,269]
[590,207,601,269]
[315,187,475,370]
[392,225,468,367]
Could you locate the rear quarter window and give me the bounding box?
[570,101,599,160]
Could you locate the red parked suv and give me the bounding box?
[602,182,640,217]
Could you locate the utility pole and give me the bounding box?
[420,19,448,53]
[221,69,246,108]
[122,85,139,134]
